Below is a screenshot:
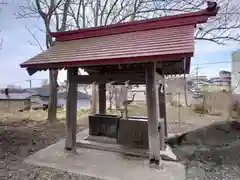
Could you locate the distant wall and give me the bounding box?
[31,95,42,103]
[203,92,231,116]
[206,84,230,92]
[232,50,240,94]
[0,99,30,112]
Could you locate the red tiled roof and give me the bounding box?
[20,1,219,74]
[21,25,195,67]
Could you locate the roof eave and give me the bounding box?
[21,52,194,75]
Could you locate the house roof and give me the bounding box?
[26,87,50,97]
[210,77,231,83]
[20,1,219,75]
[219,70,231,74]
[31,98,62,106]
[26,86,90,99]
[0,88,27,93]
[0,93,31,100]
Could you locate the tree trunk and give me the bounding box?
[48,69,58,122]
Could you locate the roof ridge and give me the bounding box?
[50,1,219,41]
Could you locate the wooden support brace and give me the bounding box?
[91,83,97,114]
[158,82,167,138]
[65,67,78,151]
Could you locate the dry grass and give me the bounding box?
[191,104,208,114]
[0,110,92,180]
[126,103,209,122]
[0,104,228,179]
[106,103,225,135]
[57,107,90,121]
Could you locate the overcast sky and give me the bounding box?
[0,0,239,88]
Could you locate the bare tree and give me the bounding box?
[0,1,7,50]
[25,25,44,51]
[35,0,71,123]
[16,0,240,120]
[195,0,240,44]
[17,0,71,122]
[21,0,239,44]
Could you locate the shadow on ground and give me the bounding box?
[168,120,240,179]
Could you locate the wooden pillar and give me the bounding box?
[65,67,78,151]
[158,83,168,138]
[99,83,106,114]
[91,83,97,114]
[145,62,161,167]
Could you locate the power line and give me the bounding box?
[25,78,46,88]
[3,78,46,89]
[191,61,232,66]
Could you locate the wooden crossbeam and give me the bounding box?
[73,73,145,84]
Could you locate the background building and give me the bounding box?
[232,49,240,94]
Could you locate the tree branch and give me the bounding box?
[100,0,109,25]
[60,0,71,31]
[17,0,240,46]
[195,37,225,45]
[104,0,119,25]
[25,25,44,51]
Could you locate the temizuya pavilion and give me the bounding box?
[20,1,218,167]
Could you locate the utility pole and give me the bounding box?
[196,64,199,89]
[26,80,32,88]
[25,78,45,89]
[183,58,188,106]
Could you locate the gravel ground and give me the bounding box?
[1,107,238,180]
[171,120,240,180]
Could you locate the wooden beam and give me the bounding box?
[73,73,145,84]
[99,83,106,114]
[158,84,167,150]
[91,83,97,114]
[159,121,165,151]
[145,62,161,167]
[65,67,78,151]
[158,83,168,138]
[112,81,145,85]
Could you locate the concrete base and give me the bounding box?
[25,130,185,180]
[160,145,177,161]
[77,133,177,161]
